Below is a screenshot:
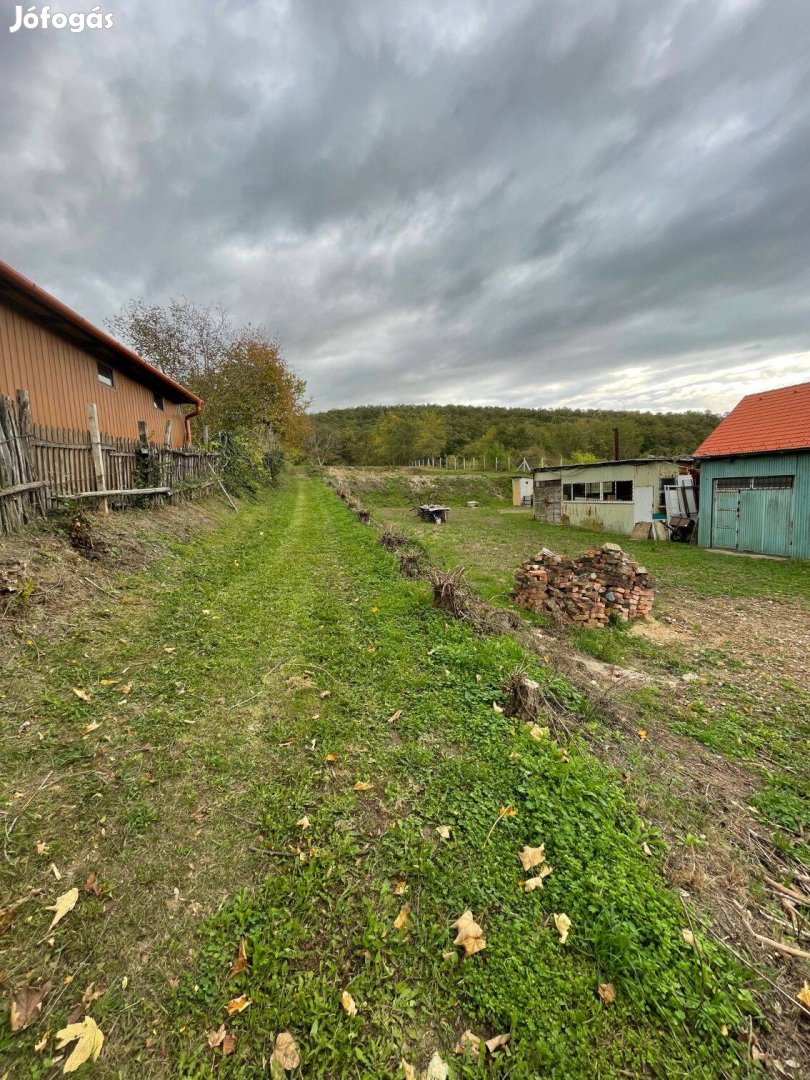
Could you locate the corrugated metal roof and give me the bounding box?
[694,381,810,458]
[0,258,202,407]
[532,456,687,473]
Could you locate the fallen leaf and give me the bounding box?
[118,684,132,695]
[228,939,248,979]
[46,888,79,931]
[435,825,451,839]
[485,1033,510,1053]
[492,702,503,714]
[598,983,616,1004]
[72,688,91,702]
[528,724,549,739]
[319,689,331,700]
[681,928,695,948]
[353,781,373,792]
[341,990,357,1016]
[393,904,410,930]
[0,907,16,935]
[36,841,50,855]
[452,910,486,957]
[222,1032,236,1055]
[99,679,116,686]
[81,983,103,1007]
[454,1030,481,1055]
[519,844,546,871]
[207,1023,226,1049]
[554,912,571,944]
[393,879,408,896]
[401,1061,417,1080]
[637,729,647,740]
[272,1030,300,1071]
[82,721,100,735]
[34,1031,49,1052]
[163,646,176,654]
[325,752,338,762]
[520,870,552,891]
[55,1016,104,1073]
[799,981,810,1008]
[500,806,517,818]
[225,995,251,1015]
[10,983,52,1031]
[387,709,403,724]
[296,816,311,830]
[85,873,101,897]
[425,1051,449,1080]
[121,976,128,990]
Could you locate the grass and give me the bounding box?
[371,495,810,865]
[0,479,758,1077]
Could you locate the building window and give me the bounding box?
[659,476,675,510]
[615,480,633,501]
[97,361,115,387]
[717,475,793,491]
[586,482,601,499]
[153,392,164,411]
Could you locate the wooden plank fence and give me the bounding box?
[0,390,221,535]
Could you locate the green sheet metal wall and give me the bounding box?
[697,452,810,559]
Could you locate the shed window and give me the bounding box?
[615,480,633,501]
[586,482,601,499]
[97,362,115,387]
[572,483,586,500]
[659,476,675,509]
[716,476,793,491]
[562,484,572,500]
[153,392,164,411]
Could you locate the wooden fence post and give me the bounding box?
[16,389,45,516]
[87,403,108,514]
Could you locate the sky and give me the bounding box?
[2,0,809,414]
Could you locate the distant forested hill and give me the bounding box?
[308,404,721,467]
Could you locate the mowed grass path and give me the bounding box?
[1,479,753,1077]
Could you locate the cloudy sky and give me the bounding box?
[2,0,809,412]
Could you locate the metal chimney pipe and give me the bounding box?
[613,427,620,461]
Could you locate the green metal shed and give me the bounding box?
[694,382,810,560]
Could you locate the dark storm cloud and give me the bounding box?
[1,0,809,411]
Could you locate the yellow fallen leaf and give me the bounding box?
[296,816,311,830]
[34,1031,49,1053]
[425,1052,449,1079]
[341,990,357,1016]
[492,702,503,714]
[637,729,647,740]
[393,879,408,896]
[207,1024,226,1049]
[325,753,338,762]
[55,1016,104,1073]
[227,939,248,979]
[401,1061,416,1080]
[72,688,91,702]
[163,646,176,654]
[554,912,571,944]
[393,904,410,930]
[82,720,100,735]
[36,841,50,855]
[454,1030,481,1055]
[485,1033,510,1053]
[46,888,78,931]
[519,844,546,871]
[225,995,251,1015]
[500,806,517,818]
[436,825,451,839]
[598,983,616,1004]
[272,1031,300,1071]
[528,724,549,739]
[99,679,116,686]
[520,869,552,891]
[387,709,403,723]
[681,928,695,948]
[320,690,331,699]
[452,910,486,957]
[353,781,373,792]
[797,982,810,1008]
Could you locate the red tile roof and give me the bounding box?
[694,380,810,458]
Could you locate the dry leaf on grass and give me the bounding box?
[163,646,176,654]
[492,702,503,714]
[296,816,311,830]
[55,1016,104,1073]
[425,1052,449,1079]
[797,982,810,1008]
[207,1024,226,1049]
[435,825,451,840]
[387,709,403,723]
[455,1030,481,1055]
[353,781,374,792]
[46,888,78,931]
[520,870,552,891]
[485,1033,510,1052]
[393,880,408,896]
[84,874,101,897]
[0,906,17,935]
[452,910,486,957]
[100,679,116,686]
[272,1030,300,1071]
[71,688,91,702]
[528,724,549,739]
[82,721,100,735]
[222,1032,236,1056]
[228,939,248,979]
[393,904,410,930]
[36,841,50,855]
[598,983,616,1004]
[34,1031,49,1052]
[10,983,52,1031]
[225,995,251,1015]
[518,845,546,872]
[401,1060,417,1080]
[637,729,647,740]
[341,990,358,1016]
[554,912,571,944]
[325,752,338,763]
[118,684,132,695]
[681,928,695,948]
[320,690,331,699]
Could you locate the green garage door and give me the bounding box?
[712,476,794,556]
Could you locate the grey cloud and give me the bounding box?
[1,0,809,412]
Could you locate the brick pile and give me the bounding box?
[512,542,654,627]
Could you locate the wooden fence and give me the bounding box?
[0,390,221,535]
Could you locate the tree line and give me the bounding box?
[308,404,721,468]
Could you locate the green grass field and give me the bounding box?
[0,478,758,1077]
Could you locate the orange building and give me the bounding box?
[0,259,202,448]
